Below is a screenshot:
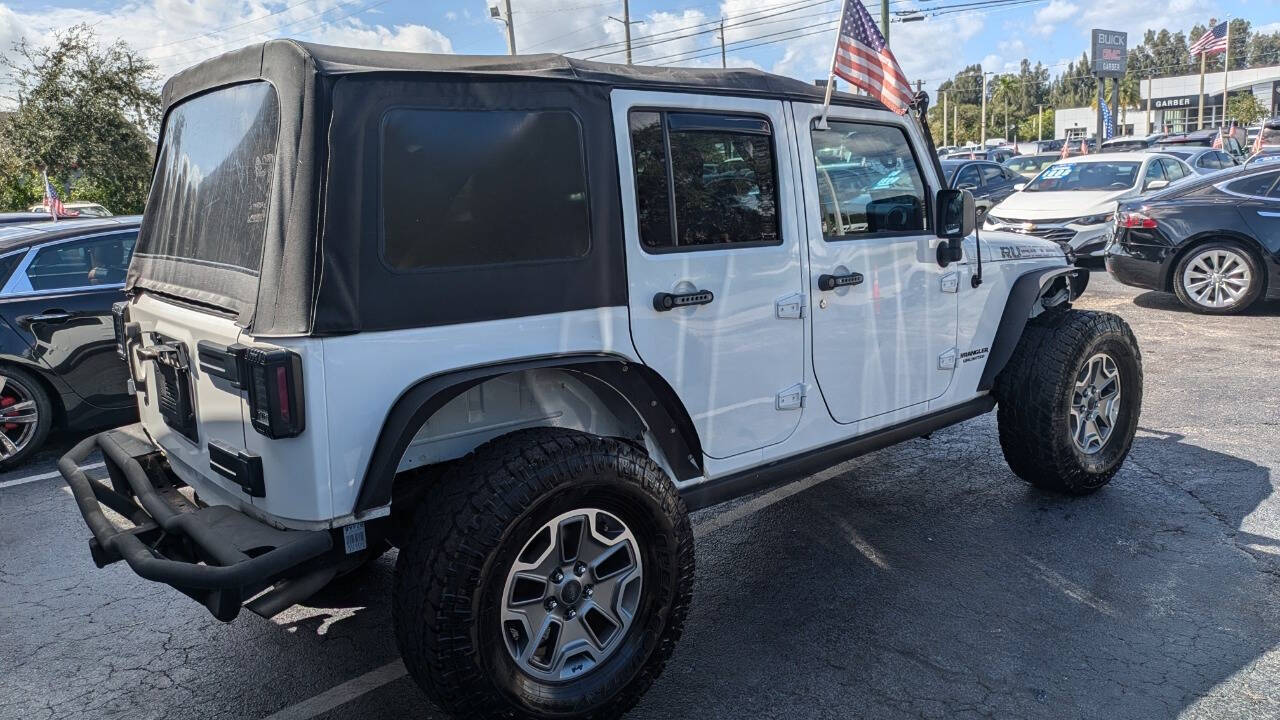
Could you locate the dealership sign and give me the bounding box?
[1091,29,1127,77]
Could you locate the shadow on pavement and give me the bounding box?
[1132,289,1280,316]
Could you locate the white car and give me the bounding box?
[27,201,113,218]
[984,152,1194,257]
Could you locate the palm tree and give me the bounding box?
[1117,72,1142,128]
[990,75,1020,141]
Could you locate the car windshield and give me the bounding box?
[1260,126,1280,145]
[1103,140,1148,151]
[1024,161,1140,191]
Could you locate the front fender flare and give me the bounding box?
[977,265,1088,392]
[353,354,703,514]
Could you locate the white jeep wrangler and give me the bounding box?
[62,41,1142,720]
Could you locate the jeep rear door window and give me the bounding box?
[810,121,927,239]
[134,81,279,311]
[380,109,590,270]
[628,110,779,251]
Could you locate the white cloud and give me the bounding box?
[1075,0,1211,38]
[445,11,458,22]
[0,0,454,93]
[1033,0,1079,36]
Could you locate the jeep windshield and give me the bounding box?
[1024,161,1139,192]
[131,81,279,317]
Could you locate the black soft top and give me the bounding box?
[134,41,886,336]
[162,40,881,113]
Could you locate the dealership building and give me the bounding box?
[1054,63,1280,140]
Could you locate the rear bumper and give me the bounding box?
[60,424,338,621]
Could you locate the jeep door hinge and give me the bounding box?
[775,293,805,319]
[776,383,805,410]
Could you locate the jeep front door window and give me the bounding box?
[800,114,958,424]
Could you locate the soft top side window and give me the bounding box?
[628,110,780,252]
[810,120,928,240]
[380,108,591,271]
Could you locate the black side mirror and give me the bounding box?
[936,188,975,239]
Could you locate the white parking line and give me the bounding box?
[261,467,850,720]
[260,660,407,720]
[0,461,104,489]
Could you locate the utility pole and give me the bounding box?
[608,1,643,65]
[942,91,948,147]
[1222,20,1231,127]
[1037,103,1043,141]
[497,0,516,55]
[718,18,726,68]
[882,0,890,46]
[1096,77,1104,144]
[979,72,988,147]
[953,103,958,146]
[1146,75,1152,132]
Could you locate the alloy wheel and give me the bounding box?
[1069,353,1122,455]
[500,508,643,682]
[1182,248,1252,309]
[0,373,39,462]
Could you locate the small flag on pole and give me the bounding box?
[1060,141,1071,159]
[822,0,915,116]
[42,171,64,223]
[1190,20,1229,56]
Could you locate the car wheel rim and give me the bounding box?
[1183,248,1251,309]
[1069,353,1121,455]
[0,373,38,461]
[499,508,643,682]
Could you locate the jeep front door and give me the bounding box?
[796,106,959,424]
[614,91,805,459]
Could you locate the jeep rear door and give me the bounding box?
[613,91,805,460]
[794,104,959,424]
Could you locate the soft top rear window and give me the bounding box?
[133,81,279,314]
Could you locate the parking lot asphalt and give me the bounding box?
[2,271,1279,720]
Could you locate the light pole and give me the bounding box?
[490,1,516,55]
[980,71,988,148]
[1037,103,1043,141]
[882,0,890,46]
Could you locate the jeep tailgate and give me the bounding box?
[127,293,250,506]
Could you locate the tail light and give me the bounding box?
[243,348,305,439]
[1117,211,1157,229]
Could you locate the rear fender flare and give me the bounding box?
[353,354,703,514]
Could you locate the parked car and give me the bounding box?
[1253,118,1280,153]
[0,216,140,467]
[0,213,53,226]
[1154,128,1248,162]
[1106,162,1280,314]
[27,201,113,218]
[985,152,1195,257]
[1004,152,1060,179]
[1142,146,1236,174]
[944,146,1017,163]
[1100,134,1166,152]
[61,41,1141,720]
[940,159,1021,220]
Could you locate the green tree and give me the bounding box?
[990,74,1021,140]
[1247,30,1280,68]
[1016,107,1054,142]
[0,25,160,213]
[1227,93,1266,126]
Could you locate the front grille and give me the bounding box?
[1009,226,1077,244]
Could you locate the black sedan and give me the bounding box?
[1105,162,1280,314]
[940,159,1022,221]
[0,216,140,466]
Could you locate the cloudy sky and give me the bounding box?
[0,0,1277,99]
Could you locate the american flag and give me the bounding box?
[1190,20,1229,56]
[42,171,64,223]
[830,0,914,115]
[1100,100,1114,140]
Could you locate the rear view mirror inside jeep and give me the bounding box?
[131,81,280,317]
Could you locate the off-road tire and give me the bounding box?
[1172,240,1264,315]
[0,365,53,471]
[994,309,1142,494]
[393,428,694,720]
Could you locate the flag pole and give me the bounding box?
[817,0,849,130]
[1222,20,1231,127]
[42,169,55,224]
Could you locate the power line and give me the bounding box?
[567,0,825,56]
[138,0,324,52]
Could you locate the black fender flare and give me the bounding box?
[353,353,703,514]
[977,265,1088,392]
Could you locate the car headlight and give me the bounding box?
[1072,213,1114,226]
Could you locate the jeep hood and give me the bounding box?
[969,229,1067,263]
[991,189,1131,220]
